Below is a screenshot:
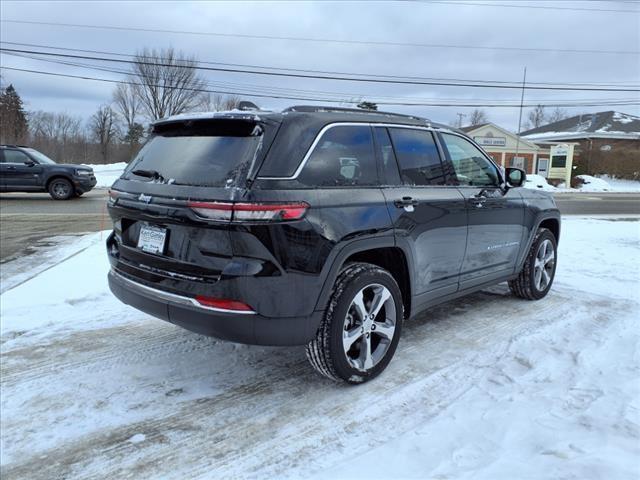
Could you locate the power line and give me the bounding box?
[426,1,640,13]
[3,40,638,88]
[1,19,637,56]
[2,47,638,93]
[5,50,637,105]
[2,65,638,108]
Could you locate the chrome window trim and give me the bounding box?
[111,270,257,315]
[256,122,442,181]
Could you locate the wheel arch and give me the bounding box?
[314,237,413,319]
[516,213,561,272]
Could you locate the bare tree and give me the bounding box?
[130,47,207,120]
[113,83,140,130]
[548,107,568,124]
[90,105,119,163]
[198,93,243,111]
[113,83,144,155]
[468,108,488,126]
[527,104,547,129]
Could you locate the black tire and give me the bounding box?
[306,262,404,384]
[509,228,557,300]
[48,178,74,200]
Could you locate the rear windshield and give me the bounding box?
[122,119,263,187]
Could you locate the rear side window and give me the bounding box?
[3,149,31,164]
[123,120,263,187]
[388,128,445,186]
[297,125,377,187]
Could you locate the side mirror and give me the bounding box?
[505,167,526,188]
[24,159,36,167]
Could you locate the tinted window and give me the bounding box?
[374,127,401,185]
[388,128,445,186]
[297,125,377,186]
[3,150,31,164]
[123,120,263,187]
[441,133,499,187]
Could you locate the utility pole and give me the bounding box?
[455,112,466,128]
[514,66,527,160]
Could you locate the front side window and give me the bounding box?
[388,128,445,186]
[297,125,377,187]
[25,149,56,165]
[440,133,499,187]
[3,150,32,164]
[374,127,401,185]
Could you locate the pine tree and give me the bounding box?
[0,84,29,144]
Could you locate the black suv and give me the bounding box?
[106,106,560,383]
[0,145,96,199]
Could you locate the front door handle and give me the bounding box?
[394,197,419,212]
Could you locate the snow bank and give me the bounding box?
[524,174,557,191]
[575,174,613,192]
[84,162,126,188]
[598,175,640,192]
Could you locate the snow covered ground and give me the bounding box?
[524,174,640,193]
[1,217,639,479]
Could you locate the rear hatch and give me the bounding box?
[108,115,281,287]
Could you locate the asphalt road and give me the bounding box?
[0,189,109,261]
[0,190,638,261]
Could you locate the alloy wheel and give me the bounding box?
[534,239,555,291]
[342,283,397,372]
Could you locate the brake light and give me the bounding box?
[194,295,255,313]
[188,201,309,222]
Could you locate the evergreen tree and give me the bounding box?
[0,84,29,144]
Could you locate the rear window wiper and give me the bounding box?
[131,169,166,182]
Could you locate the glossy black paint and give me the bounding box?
[106,110,560,346]
[0,146,96,194]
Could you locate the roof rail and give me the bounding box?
[282,105,429,122]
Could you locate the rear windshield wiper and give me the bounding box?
[131,169,166,182]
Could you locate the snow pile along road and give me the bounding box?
[1,218,639,479]
[86,162,127,188]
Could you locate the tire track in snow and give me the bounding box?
[4,288,630,479]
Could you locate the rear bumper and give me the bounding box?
[108,269,322,346]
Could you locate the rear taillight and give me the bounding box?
[194,295,255,313]
[188,201,309,222]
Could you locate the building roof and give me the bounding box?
[460,123,489,132]
[521,111,640,141]
[459,122,540,150]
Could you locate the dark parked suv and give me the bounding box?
[107,106,560,383]
[0,145,96,199]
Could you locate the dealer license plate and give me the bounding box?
[137,224,167,255]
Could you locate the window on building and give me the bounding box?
[551,155,567,168]
[509,156,526,169]
[440,133,499,187]
[388,128,445,186]
[298,125,377,187]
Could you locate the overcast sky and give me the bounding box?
[1,0,638,131]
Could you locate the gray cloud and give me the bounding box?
[1,0,638,130]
